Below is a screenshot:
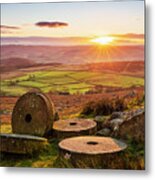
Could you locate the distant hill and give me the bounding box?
[85,61,144,73]
[84,61,144,77]
[1,45,144,65]
[1,57,35,72]
[1,37,90,46]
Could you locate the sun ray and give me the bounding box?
[90,36,115,45]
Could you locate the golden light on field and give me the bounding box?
[91,36,115,45]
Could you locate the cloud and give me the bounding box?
[1,25,20,34]
[111,33,144,39]
[1,30,14,34]
[105,33,144,45]
[35,21,68,28]
[0,25,20,30]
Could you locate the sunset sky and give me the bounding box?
[1,0,144,45]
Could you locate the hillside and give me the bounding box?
[1,45,144,64]
[1,58,35,72]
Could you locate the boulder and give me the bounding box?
[116,110,145,142]
[96,128,111,136]
[110,118,124,131]
[110,112,124,119]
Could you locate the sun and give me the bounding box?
[91,36,115,45]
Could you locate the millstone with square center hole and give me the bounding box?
[53,119,97,139]
[0,133,48,154]
[12,92,55,137]
[59,136,127,168]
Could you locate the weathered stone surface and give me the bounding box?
[110,112,124,119]
[116,110,145,142]
[110,118,124,131]
[103,108,144,131]
[94,116,107,130]
[96,128,111,136]
[94,116,104,121]
[53,119,97,139]
[12,92,55,137]
[0,133,48,154]
[59,136,127,168]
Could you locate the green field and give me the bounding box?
[1,70,144,96]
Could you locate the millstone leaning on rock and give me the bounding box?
[12,92,55,137]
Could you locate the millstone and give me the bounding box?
[59,136,127,168]
[12,92,55,136]
[0,133,48,154]
[53,119,97,139]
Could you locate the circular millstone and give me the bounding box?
[59,136,127,168]
[53,119,97,139]
[12,92,55,136]
[0,133,48,154]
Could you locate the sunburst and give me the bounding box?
[91,36,115,45]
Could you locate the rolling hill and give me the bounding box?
[1,45,144,65]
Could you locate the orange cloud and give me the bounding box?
[109,33,144,45]
[111,33,144,39]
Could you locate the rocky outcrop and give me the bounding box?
[96,108,145,142]
[116,109,145,142]
[96,128,111,136]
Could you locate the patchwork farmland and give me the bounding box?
[1,69,144,96]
